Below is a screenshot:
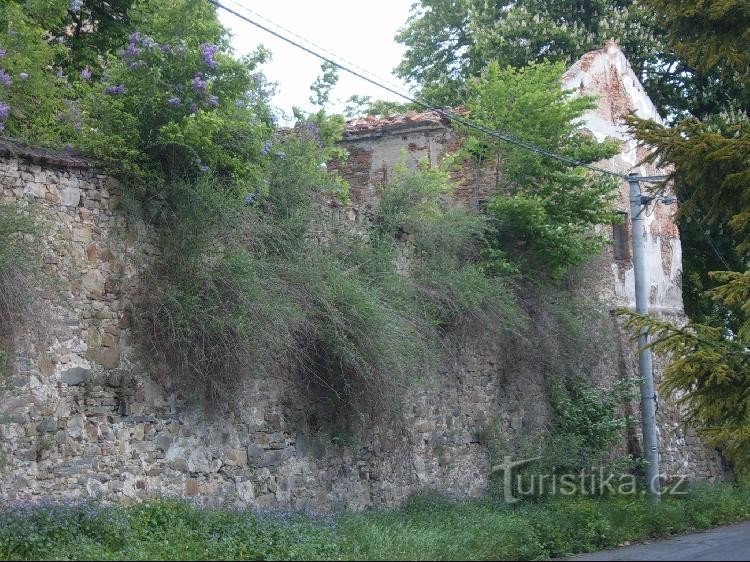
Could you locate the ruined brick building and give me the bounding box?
[0,43,722,509]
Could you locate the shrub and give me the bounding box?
[482,374,641,502]
[140,141,520,420]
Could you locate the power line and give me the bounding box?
[208,0,626,180]
[221,0,413,99]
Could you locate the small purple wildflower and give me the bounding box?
[200,43,219,69]
[0,101,10,120]
[104,84,125,95]
[141,36,157,49]
[191,73,207,94]
[190,102,198,113]
[207,95,219,107]
[275,150,286,159]
[0,69,11,87]
[19,72,28,81]
[0,49,6,58]
[129,32,141,44]
[261,140,272,155]
[70,0,83,14]
[160,44,173,55]
[167,96,181,107]
[80,67,92,81]
[123,43,140,59]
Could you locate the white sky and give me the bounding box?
[217,0,414,122]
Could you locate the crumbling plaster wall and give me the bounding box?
[562,40,684,313]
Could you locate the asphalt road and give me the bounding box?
[567,521,750,561]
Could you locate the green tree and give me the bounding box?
[309,61,339,108]
[0,2,72,143]
[397,2,654,105]
[459,61,620,278]
[621,273,750,479]
[624,0,750,477]
[72,0,274,194]
[394,0,736,120]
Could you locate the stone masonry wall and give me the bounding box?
[0,123,722,509]
[0,142,552,508]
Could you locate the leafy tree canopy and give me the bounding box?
[459,61,619,278]
[395,0,740,120]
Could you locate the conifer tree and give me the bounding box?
[624,0,749,478]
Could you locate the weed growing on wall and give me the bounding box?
[140,135,520,418]
[479,375,642,500]
[0,200,37,374]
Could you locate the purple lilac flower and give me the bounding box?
[167,96,181,107]
[0,101,10,120]
[19,72,28,81]
[261,140,272,155]
[104,84,125,95]
[70,0,83,14]
[0,49,6,58]
[0,69,11,87]
[207,95,219,107]
[80,67,92,81]
[141,36,157,49]
[160,44,173,54]
[200,43,219,69]
[129,32,141,44]
[124,43,140,59]
[190,102,198,113]
[191,73,207,94]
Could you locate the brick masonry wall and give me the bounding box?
[0,132,722,510]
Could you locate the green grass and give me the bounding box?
[1,484,748,560]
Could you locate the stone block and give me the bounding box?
[224,448,248,466]
[36,418,58,433]
[60,186,81,207]
[61,366,92,386]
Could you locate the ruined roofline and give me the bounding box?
[342,108,469,140]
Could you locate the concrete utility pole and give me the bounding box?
[628,172,662,501]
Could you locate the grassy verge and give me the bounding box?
[1,484,748,560]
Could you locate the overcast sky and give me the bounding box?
[217,0,414,122]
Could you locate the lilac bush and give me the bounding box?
[72,0,275,186]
